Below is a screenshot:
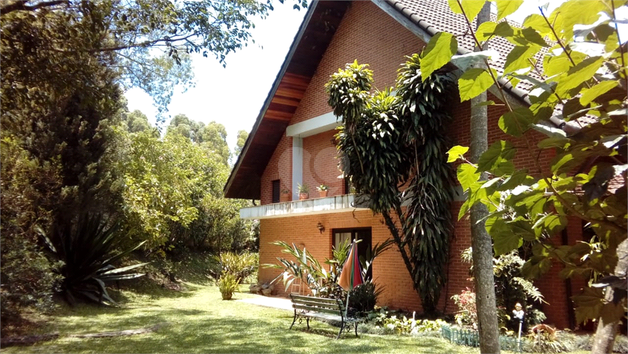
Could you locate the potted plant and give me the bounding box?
[297,183,309,200]
[280,188,291,202]
[316,184,329,198]
[218,273,238,300]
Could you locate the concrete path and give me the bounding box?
[238,294,293,311]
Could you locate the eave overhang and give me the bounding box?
[224,1,350,199]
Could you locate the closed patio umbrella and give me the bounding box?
[338,240,363,316]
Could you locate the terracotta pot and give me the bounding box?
[318,190,328,198]
[280,193,291,202]
[299,192,309,200]
[221,291,233,300]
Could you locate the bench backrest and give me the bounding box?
[290,294,344,317]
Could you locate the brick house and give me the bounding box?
[224,0,584,329]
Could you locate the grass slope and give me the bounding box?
[1,283,480,354]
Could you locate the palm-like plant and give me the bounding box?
[39,212,148,305]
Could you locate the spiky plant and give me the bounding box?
[39,212,147,305]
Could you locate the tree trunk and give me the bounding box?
[469,2,501,354]
[591,237,628,354]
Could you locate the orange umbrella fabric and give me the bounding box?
[338,241,364,291]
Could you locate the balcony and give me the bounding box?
[239,194,369,220]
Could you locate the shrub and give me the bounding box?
[218,273,238,300]
[218,252,258,284]
[41,213,148,306]
[451,288,477,329]
[528,324,567,353]
[349,282,381,313]
[365,306,446,335]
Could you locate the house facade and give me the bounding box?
[224,0,585,330]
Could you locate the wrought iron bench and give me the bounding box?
[289,294,362,339]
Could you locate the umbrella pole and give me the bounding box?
[345,291,350,317]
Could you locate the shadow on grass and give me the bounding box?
[29,310,465,354]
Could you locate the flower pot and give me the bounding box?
[299,192,309,200]
[221,291,233,300]
[318,190,328,198]
[280,193,291,202]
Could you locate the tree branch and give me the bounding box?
[1,0,68,15]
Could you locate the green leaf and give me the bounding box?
[580,80,619,106]
[498,170,532,191]
[457,163,480,192]
[572,287,604,324]
[533,214,567,235]
[496,0,523,20]
[556,56,605,95]
[477,140,517,173]
[447,145,469,162]
[498,108,533,137]
[449,0,486,21]
[493,231,523,256]
[538,137,571,149]
[458,68,494,102]
[472,100,495,108]
[421,32,457,81]
[503,46,538,74]
[476,22,497,41]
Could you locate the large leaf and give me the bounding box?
[477,140,517,173]
[579,80,619,106]
[421,32,457,81]
[447,145,469,162]
[503,46,538,74]
[496,0,523,20]
[458,68,494,102]
[448,0,486,21]
[572,287,604,324]
[457,163,480,191]
[498,108,534,137]
[555,56,605,95]
[493,231,523,256]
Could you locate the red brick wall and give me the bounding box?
[255,1,574,328]
[260,135,293,205]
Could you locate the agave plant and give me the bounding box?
[38,212,148,306]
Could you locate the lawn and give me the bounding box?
[1,283,482,354]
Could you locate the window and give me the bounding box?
[333,228,372,279]
[344,177,352,194]
[271,179,280,203]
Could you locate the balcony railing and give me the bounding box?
[239,194,369,220]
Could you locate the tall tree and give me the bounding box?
[234,130,249,159]
[0,0,307,115]
[468,2,500,353]
[326,58,457,316]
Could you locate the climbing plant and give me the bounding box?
[325,57,457,315]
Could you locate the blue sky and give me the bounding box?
[124,0,626,152]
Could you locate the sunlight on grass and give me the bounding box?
[1,284,482,354]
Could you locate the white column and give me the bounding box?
[292,137,303,200]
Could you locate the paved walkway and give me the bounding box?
[238,294,293,311]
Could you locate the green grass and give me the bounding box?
[1,283,481,354]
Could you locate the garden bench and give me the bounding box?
[289,294,363,339]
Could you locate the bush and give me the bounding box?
[42,213,147,306]
[218,273,238,300]
[349,282,381,313]
[218,252,258,284]
[364,306,447,335]
[451,288,477,329]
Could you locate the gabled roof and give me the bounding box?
[224,0,542,200]
[224,1,349,199]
